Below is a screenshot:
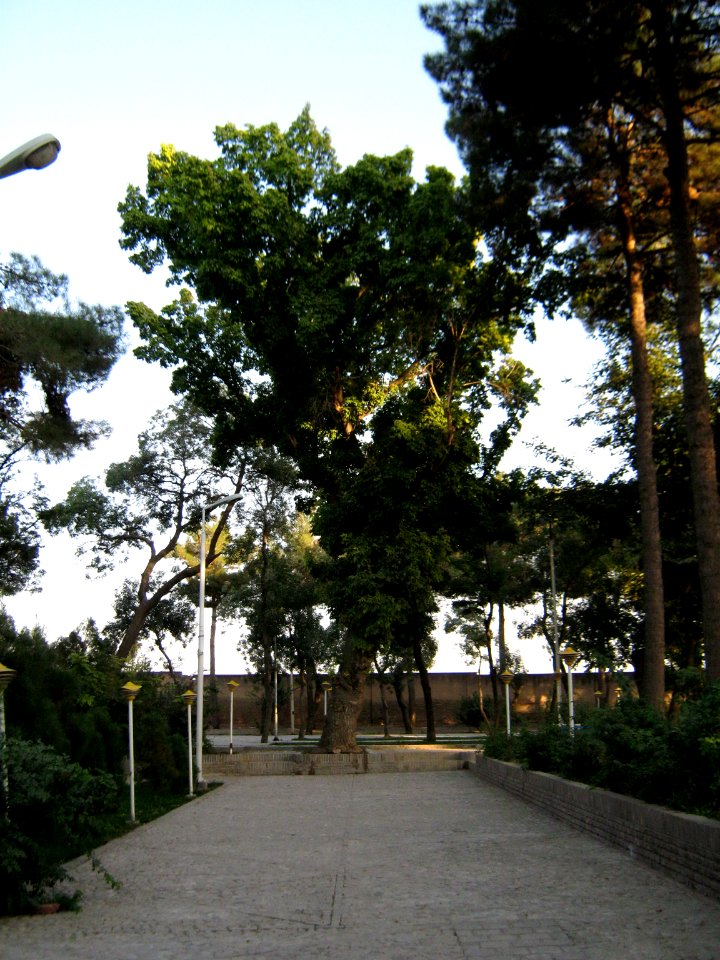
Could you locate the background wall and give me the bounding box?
[190,672,633,732]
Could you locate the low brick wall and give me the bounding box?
[475,755,720,900]
[204,748,474,777]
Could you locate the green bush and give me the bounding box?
[483,684,720,819]
[128,675,189,792]
[0,613,202,914]
[0,738,120,915]
[518,721,576,777]
[667,682,720,815]
[482,727,518,761]
[455,693,484,728]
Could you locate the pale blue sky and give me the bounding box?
[1,1,612,672]
[2,0,462,306]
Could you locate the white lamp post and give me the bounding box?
[322,680,332,717]
[500,669,513,738]
[197,493,243,789]
[0,663,17,803]
[182,689,197,796]
[0,134,61,180]
[227,680,239,754]
[273,642,280,742]
[289,669,296,734]
[549,534,561,720]
[561,647,580,732]
[121,682,142,822]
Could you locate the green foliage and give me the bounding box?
[118,107,543,748]
[0,611,206,913]
[0,496,41,597]
[127,675,188,792]
[485,685,720,817]
[455,693,483,729]
[0,252,125,462]
[668,683,720,816]
[0,737,120,915]
[0,253,125,595]
[482,726,521,761]
[0,613,125,770]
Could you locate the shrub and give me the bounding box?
[455,693,483,728]
[667,682,720,816]
[0,738,120,915]
[482,685,720,819]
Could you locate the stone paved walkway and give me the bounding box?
[2,770,720,959]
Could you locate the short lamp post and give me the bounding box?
[561,647,580,732]
[499,669,513,738]
[322,680,332,718]
[0,134,61,179]
[289,670,296,734]
[0,663,17,803]
[182,690,197,797]
[227,680,239,754]
[121,682,142,822]
[273,643,280,742]
[594,689,603,709]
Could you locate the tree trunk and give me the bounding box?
[318,635,374,752]
[260,635,273,743]
[373,660,391,737]
[609,115,666,708]
[378,681,390,738]
[208,602,220,726]
[412,634,436,743]
[498,602,507,669]
[476,671,491,727]
[392,671,412,733]
[308,672,322,734]
[296,670,306,739]
[486,641,499,725]
[407,671,416,732]
[650,0,720,681]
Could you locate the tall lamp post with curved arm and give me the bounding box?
[0,135,61,180]
[196,493,243,790]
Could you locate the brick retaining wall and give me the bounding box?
[475,755,720,901]
[204,748,474,777]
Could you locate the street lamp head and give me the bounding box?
[0,662,17,691]
[499,669,514,686]
[560,647,580,670]
[227,680,239,690]
[0,134,61,180]
[121,681,142,702]
[182,689,197,707]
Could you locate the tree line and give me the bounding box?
[1,1,718,753]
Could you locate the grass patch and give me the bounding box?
[94,781,221,845]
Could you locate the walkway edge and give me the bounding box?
[203,747,474,776]
[475,755,720,900]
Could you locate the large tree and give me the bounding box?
[118,109,536,749]
[423,0,720,696]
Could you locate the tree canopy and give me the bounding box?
[0,253,125,595]
[118,108,536,747]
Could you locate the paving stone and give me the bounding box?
[1,771,720,959]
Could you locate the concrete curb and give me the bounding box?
[203,747,474,776]
[475,754,720,900]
